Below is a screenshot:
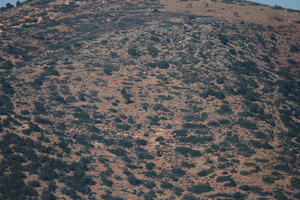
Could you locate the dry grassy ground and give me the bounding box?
[0,0,300,199]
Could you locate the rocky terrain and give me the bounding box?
[0,0,300,199]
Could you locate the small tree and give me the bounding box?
[6,3,14,9]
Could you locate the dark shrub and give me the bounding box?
[291,177,300,189]
[172,167,186,177]
[116,124,130,131]
[136,139,147,146]
[161,181,173,189]
[144,181,156,189]
[128,47,139,56]
[127,174,142,186]
[238,118,257,130]
[146,162,155,170]
[198,168,214,177]
[219,34,228,44]
[182,194,198,200]
[190,183,213,194]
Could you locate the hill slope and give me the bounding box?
[0,0,300,199]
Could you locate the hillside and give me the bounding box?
[0,0,300,199]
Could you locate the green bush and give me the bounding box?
[136,139,147,146]
[108,148,127,157]
[217,104,231,115]
[0,60,13,70]
[244,90,260,101]
[219,34,229,44]
[127,174,142,186]
[291,177,300,189]
[293,192,300,199]
[147,45,159,57]
[173,186,184,196]
[182,194,198,200]
[119,138,133,148]
[175,147,201,157]
[128,47,139,56]
[238,118,257,130]
[147,61,169,69]
[274,190,288,200]
[290,44,300,53]
[171,167,186,177]
[73,111,90,122]
[161,181,173,189]
[239,185,266,195]
[34,101,46,114]
[181,161,195,169]
[190,183,213,194]
[182,123,207,129]
[116,123,130,131]
[88,125,100,133]
[34,117,53,125]
[216,175,234,182]
[229,60,259,75]
[146,162,155,170]
[262,175,274,184]
[197,168,214,177]
[173,129,188,137]
[102,178,113,187]
[144,181,156,189]
[232,192,248,200]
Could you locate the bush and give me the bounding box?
[274,190,288,200]
[290,45,300,53]
[262,175,274,184]
[238,118,257,130]
[182,123,207,129]
[293,192,300,199]
[0,60,13,70]
[229,60,259,75]
[291,177,300,189]
[103,64,118,75]
[173,186,184,196]
[219,34,229,44]
[34,117,53,125]
[175,147,199,157]
[182,194,198,200]
[251,140,273,149]
[232,192,248,200]
[244,90,260,101]
[216,176,234,182]
[121,88,133,104]
[144,181,156,189]
[128,47,139,56]
[216,77,224,84]
[217,104,231,115]
[173,129,188,137]
[197,168,214,177]
[73,111,90,121]
[181,162,195,169]
[179,135,213,145]
[147,61,169,69]
[171,167,186,177]
[119,138,133,148]
[127,174,142,186]
[190,183,213,194]
[116,124,130,131]
[108,148,127,157]
[147,45,159,57]
[136,139,147,146]
[239,185,266,195]
[102,178,113,187]
[161,181,173,189]
[146,162,155,170]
